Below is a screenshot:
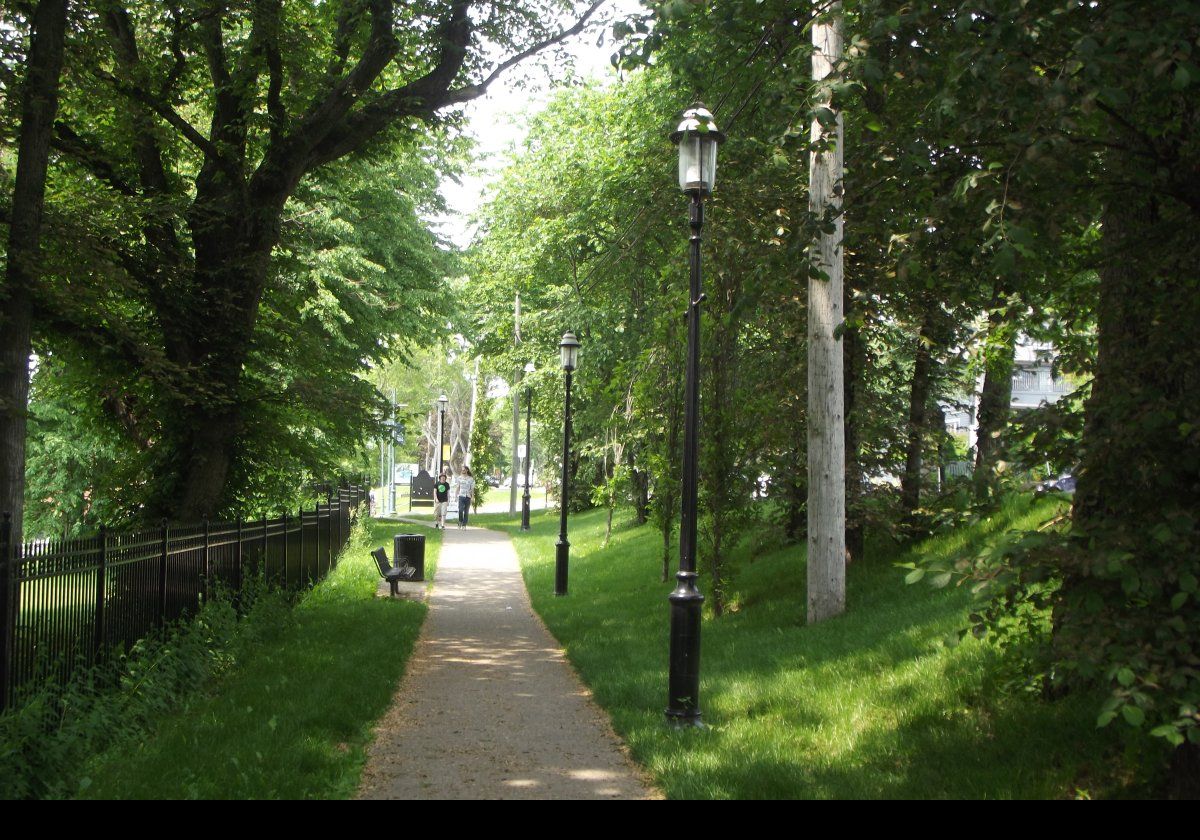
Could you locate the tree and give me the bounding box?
[870,0,1200,787]
[1,0,69,549]
[5,0,606,526]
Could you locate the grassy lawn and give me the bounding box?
[480,499,1155,799]
[79,519,437,799]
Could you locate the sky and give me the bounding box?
[431,0,645,248]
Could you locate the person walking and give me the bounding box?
[433,472,451,529]
[455,467,476,529]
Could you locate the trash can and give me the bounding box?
[393,533,425,582]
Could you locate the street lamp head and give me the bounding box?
[438,394,448,405]
[559,332,581,372]
[524,361,536,374]
[670,103,725,195]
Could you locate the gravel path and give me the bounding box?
[356,525,658,800]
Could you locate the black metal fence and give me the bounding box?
[0,484,367,711]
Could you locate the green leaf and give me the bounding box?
[930,571,953,589]
[905,568,925,584]
[991,245,1017,276]
[1116,667,1135,687]
[1096,710,1117,728]
[1121,705,1145,727]
[1171,592,1189,610]
[1151,725,1186,747]
[1150,523,1173,543]
[813,106,837,127]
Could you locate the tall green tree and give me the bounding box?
[5,0,605,527]
[1,0,69,549]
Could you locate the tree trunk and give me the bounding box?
[806,1,847,624]
[901,313,933,520]
[631,465,649,525]
[165,213,281,520]
[973,297,1015,502]
[1072,198,1162,527]
[843,282,865,564]
[1068,191,1200,797]
[782,469,806,544]
[0,0,69,546]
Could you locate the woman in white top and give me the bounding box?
[455,467,476,529]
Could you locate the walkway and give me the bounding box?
[356,525,657,800]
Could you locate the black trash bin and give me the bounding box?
[393,533,425,582]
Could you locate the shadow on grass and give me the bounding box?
[79,519,438,799]
[481,502,1146,799]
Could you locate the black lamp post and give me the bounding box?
[555,332,580,596]
[437,393,448,476]
[666,104,724,727]
[521,361,535,531]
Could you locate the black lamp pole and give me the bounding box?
[666,104,724,727]
[555,333,580,596]
[521,378,533,531]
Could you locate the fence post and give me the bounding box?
[93,526,108,660]
[158,518,169,628]
[325,499,332,576]
[317,501,325,579]
[202,518,210,605]
[235,517,244,594]
[332,490,341,566]
[281,510,289,590]
[261,514,268,578]
[298,506,306,586]
[1,513,13,710]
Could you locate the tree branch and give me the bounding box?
[52,122,137,196]
[309,0,604,168]
[249,0,287,142]
[326,0,365,79]
[200,4,246,161]
[93,65,225,165]
[442,0,605,105]
[159,2,190,100]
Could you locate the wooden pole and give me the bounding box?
[807,1,847,623]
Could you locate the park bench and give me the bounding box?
[371,546,418,597]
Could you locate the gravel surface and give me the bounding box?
[357,525,659,800]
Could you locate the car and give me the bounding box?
[1036,473,1076,493]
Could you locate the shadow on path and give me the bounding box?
[357,526,657,800]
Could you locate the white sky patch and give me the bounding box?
[430,0,644,249]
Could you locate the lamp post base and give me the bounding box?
[665,570,704,725]
[521,493,531,531]
[554,537,569,596]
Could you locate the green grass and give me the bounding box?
[78,519,437,799]
[479,499,1151,799]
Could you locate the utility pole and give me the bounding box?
[466,357,480,466]
[807,1,847,624]
[388,388,397,515]
[511,293,521,514]
[379,435,387,513]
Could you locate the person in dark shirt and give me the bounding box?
[434,473,451,529]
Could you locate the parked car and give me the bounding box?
[1036,473,1076,493]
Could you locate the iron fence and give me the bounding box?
[0,484,367,711]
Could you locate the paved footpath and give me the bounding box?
[357,525,658,800]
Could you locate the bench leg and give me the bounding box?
[390,579,399,597]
